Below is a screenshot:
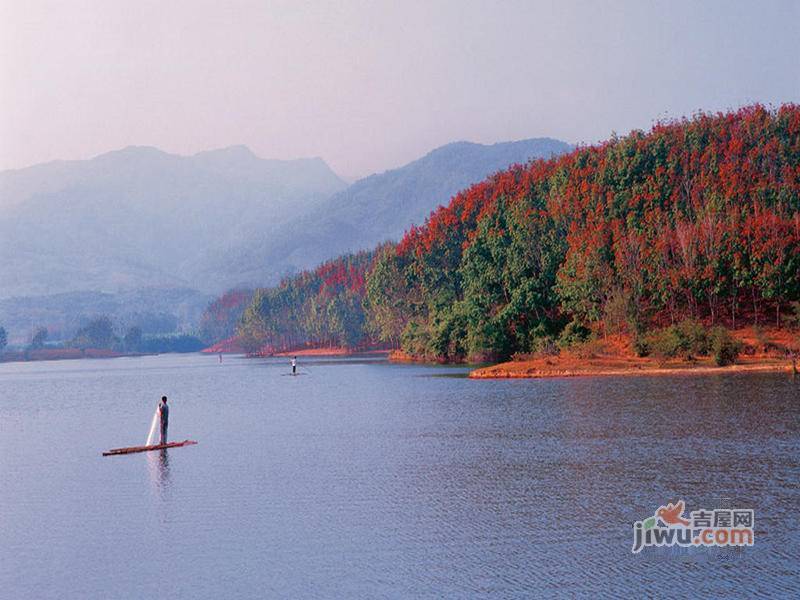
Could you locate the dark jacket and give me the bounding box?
[159,403,169,428]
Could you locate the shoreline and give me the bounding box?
[201,336,392,358]
[383,327,800,380]
[272,348,389,357]
[0,348,159,364]
[469,356,795,379]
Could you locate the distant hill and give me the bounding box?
[0,145,346,297]
[0,287,212,345]
[201,138,572,287]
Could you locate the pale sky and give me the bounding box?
[1,0,798,178]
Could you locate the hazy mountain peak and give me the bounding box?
[1,136,570,298]
[193,144,258,161]
[0,144,348,297]
[423,137,570,162]
[207,136,572,289]
[94,145,171,162]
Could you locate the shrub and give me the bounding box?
[557,320,591,350]
[522,322,557,355]
[753,325,768,352]
[709,327,742,366]
[645,326,683,358]
[534,336,560,356]
[512,330,560,361]
[644,319,710,360]
[787,302,800,330]
[675,319,709,356]
[632,335,650,357]
[571,339,604,359]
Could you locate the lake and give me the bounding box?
[1,353,798,598]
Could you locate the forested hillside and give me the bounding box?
[199,289,254,344]
[231,105,800,361]
[237,251,376,353]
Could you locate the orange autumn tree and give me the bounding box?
[222,105,798,361]
[368,104,800,361]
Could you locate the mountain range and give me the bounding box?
[0,145,346,297]
[0,137,570,341]
[204,138,571,286]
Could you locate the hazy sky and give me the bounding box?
[1,0,798,178]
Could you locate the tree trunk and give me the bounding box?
[752,287,759,325]
[708,292,716,325]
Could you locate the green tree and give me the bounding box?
[73,316,116,349]
[238,289,271,353]
[123,326,143,352]
[0,326,7,352]
[365,245,413,347]
[457,196,565,360]
[30,327,48,350]
[326,290,366,348]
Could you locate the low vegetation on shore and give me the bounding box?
[0,316,204,363]
[470,325,797,379]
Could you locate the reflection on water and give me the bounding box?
[147,449,171,499]
[0,354,798,598]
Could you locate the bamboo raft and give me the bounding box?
[102,440,198,456]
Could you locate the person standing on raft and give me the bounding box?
[291,356,297,375]
[159,395,169,444]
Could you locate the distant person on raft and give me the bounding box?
[159,395,169,444]
[291,356,297,375]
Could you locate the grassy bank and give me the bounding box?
[469,327,798,379]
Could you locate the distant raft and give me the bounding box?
[102,440,198,456]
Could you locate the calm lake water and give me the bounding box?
[1,353,798,598]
